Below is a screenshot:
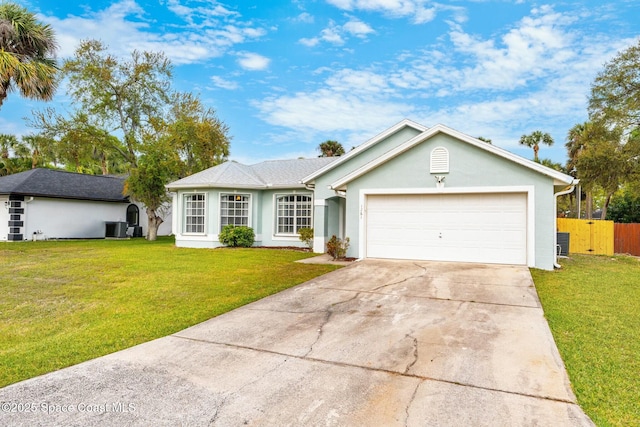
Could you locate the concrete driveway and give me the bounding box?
[0,259,593,426]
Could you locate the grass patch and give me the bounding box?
[0,237,338,387]
[532,255,640,427]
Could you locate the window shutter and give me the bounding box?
[430,147,449,173]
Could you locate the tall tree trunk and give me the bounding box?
[146,208,163,241]
[601,192,614,221]
[32,148,39,169]
[101,155,108,175]
[585,191,593,220]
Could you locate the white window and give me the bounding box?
[220,194,250,230]
[276,194,312,234]
[184,194,206,233]
[430,147,449,173]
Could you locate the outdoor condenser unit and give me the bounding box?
[105,221,128,238]
[557,232,570,257]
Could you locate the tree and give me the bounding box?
[519,131,554,162]
[538,158,563,172]
[63,40,172,168]
[31,40,230,239]
[0,2,58,108]
[318,140,345,157]
[566,122,593,218]
[162,92,230,177]
[124,92,230,239]
[0,132,55,175]
[566,123,587,175]
[573,122,630,221]
[606,191,640,223]
[0,133,23,175]
[589,39,640,131]
[477,136,492,144]
[124,146,176,241]
[30,109,128,174]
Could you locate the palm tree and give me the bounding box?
[318,140,345,157]
[0,2,59,109]
[565,123,586,176]
[519,130,554,162]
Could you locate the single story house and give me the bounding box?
[166,120,577,270]
[0,168,172,241]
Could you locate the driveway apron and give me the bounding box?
[0,259,594,426]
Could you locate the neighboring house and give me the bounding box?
[167,120,577,270]
[0,168,172,241]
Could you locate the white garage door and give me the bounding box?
[365,193,527,265]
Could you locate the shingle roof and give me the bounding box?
[166,157,338,189]
[0,169,129,202]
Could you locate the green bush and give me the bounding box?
[298,227,314,250]
[326,235,350,260]
[219,225,255,247]
[606,192,640,222]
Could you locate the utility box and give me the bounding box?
[105,221,128,238]
[557,232,570,256]
[131,226,143,238]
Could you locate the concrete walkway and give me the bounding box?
[0,260,593,426]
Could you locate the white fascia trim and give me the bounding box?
[300,119,428,184]
[167,183,310,191]
[358,186,536,268]
[167,183,267,190]
[332,124,575,190]
[264,184,309,189]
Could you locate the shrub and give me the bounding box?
[326,235,350,260]
[298,227,314,250]
[219,225,255,247]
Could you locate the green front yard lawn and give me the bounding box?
[3,239,638,426]
[532,255,640,427]
[0,237,338,388]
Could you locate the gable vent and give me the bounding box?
[430,147,449,173]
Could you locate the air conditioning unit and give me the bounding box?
[105,221,128,238]
[557,232,570,256]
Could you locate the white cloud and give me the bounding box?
[210,76,239,90]
[237,52,271,71]
[40,0,267,64]
[343,18,375,37]
[293,12,315,24]
[255,89,411,133]
[325,0,439,24]
[299,18,374,47]
[299,37,320,47]
[320,22,346,45]
[326,69,393,94]
[166,0,239,22]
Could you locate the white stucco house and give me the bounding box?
[0,168,172,241]
[166,120,577,270]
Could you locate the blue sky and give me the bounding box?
[4,0,640,166]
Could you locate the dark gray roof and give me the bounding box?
[0,169,129,202]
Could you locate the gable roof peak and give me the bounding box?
[301,118,429,184]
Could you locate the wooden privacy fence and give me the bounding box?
[614,223,640,256]
[557,218,614,256]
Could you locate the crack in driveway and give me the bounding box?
[403,334,419,375]
[404,380,422,427]
[370,263,428,292]
[304,292,362,357]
